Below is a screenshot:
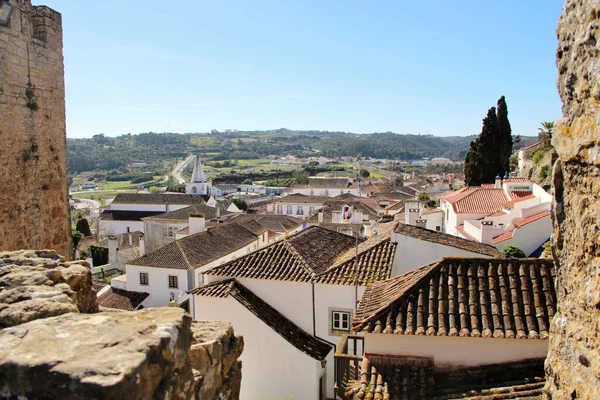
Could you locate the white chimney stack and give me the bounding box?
[480,220,495,244]
[318,210,324,223]
[495,175,502,189]
[415,219,427,229]
[139,235,146,256]
[108,236,118,265]
[189,213,206,235]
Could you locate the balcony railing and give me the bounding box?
[334,335,364,399]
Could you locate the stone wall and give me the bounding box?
[0,251,243,399]
[544,0,600,398]
[0,0,71,258]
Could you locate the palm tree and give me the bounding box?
[538,121,555,138]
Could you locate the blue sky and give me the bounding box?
[40,0,565,138]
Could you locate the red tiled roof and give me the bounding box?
[354,258,556,339]
[503,194,536,208]
[97,288,149,311]
[504,177,533,183]
[489,210,507,217]
[514,210,551,228]
[442,187,510,214]
[492,230,515,244]
[455,225,480,242]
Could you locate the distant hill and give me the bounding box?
[67,130,535,173]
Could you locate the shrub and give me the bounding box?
[501,244,526,258]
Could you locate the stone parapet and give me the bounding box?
[545,0,600,398]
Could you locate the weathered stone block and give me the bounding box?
[0,308,196,399]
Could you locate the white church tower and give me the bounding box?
[185,155,212,195]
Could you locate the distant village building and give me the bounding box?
[141,204,236,253]
[226,214,303,243]
[92,231,145,270]
[305,198,382,238]
[185,155,212,195]
[271,194,329,219]
[99,193,208,238]
[290,177,361,197]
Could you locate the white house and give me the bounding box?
[391,223,501,276]
[290,177,362,197]
[141,204,236,253]
[305,199,381,238]
[191,280,332,400]
[124,218,268,309]
[338,257,556,399]
[92,231,144,270]
[99,193,208,237]
[211,184,238,197]
[191,227,398,399]
[272,194,329,219]
[185,155,212,196]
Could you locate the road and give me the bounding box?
[172,155,195,184]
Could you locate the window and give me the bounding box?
[139,272,149,286]
[332,311,350,331]
[309,206,315,215]
[297,206,304,216]
[162,225,175,238]
[436,226,441,232]
[198,273,204,285]
[276,205,283,214]
[168,275,178,289]
[286,205,293,215]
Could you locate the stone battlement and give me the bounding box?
[0,250,243,399]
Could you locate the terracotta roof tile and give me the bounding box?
[206,227,395,286]
[95,231,143,250]
[442,188,511,214]
[100,210,164,221]
[227,214,302,233]
[513,211,551,228]
[276,193,330,204]
[353,258,556,339]
[492,230,515,244]
[307,177,359,189]
[97,288,149,311]
[343,356,545,399]
[395,224,501,257]
[143,204,233,221]
[503,194,536,208]
[128,221,266,270]
[111,193,208,205]
[189,279,332,360]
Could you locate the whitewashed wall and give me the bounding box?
[143,220,187,253]
[274,202,325,218]
[125,265,189,307]
[365,333,548,368]
[291,187,361,197]
[391,233,495,276]
[99,220,144,238]
[193,296,324,400]
[494,214,552,256]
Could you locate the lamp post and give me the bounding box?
[0,1,13,27]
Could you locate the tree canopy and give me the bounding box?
[464,97,514,186]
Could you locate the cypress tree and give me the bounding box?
[464,139,483,186]
[496,96,513,174]
[477,107,501,183]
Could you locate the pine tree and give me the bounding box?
[496,96,513,174]
[76,218,92,237]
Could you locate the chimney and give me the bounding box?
[216,205,221,219]
[128,232,132,246]
[165,202,170,213]
[480,220,495,244]
[495,174,502,189]
[189,213,206,235]
[415,219,427,229]
[405,208,420,226]
[108,236,118,265]
[139,235,146,256]
[318,210,324,223]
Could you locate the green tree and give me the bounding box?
[75,218,92,237]
[359,169,370,178]
[418,193,431,202]
[501,244,526,258]
[232,198,248,211]
[72,231,83,250]
[243,179,253,185]
[464,98,513,186]
[538,121,555,146]
[496,96,513,174]
[292,170,309,185]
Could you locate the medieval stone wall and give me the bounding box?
[0,0,71,257]
[544,0,600,398]
[0,250,243,399]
